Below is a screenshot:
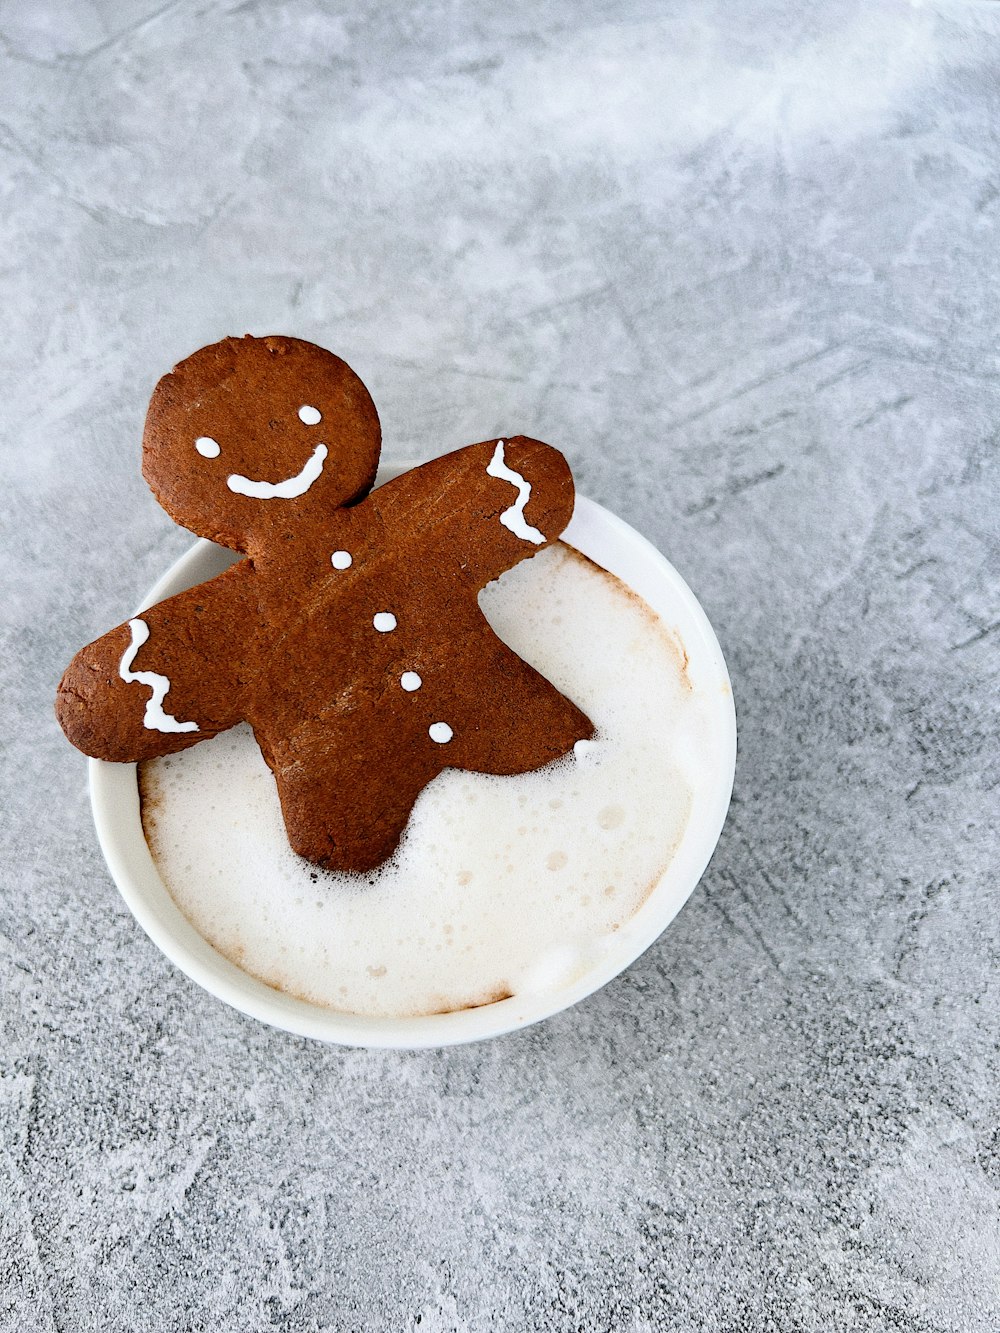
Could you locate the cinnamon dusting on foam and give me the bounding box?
[427,986,515,1016]
[567,547,692,691]
[140,542,714,1018]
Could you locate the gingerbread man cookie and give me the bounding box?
[56,335,593,871]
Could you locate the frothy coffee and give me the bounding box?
[140,544,715,1017]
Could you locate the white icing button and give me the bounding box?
[195,436,220,458]
[574,739,595,759]
[400,672,422,692]
[429,722,453,744]
[298,405,322,425]
[373,612,397,633]
[331,551,352,570]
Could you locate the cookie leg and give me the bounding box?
[444,638,594,778]
[262,724,437,873]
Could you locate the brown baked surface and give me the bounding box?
[55,335,594,871]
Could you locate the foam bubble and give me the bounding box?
[140,545,713,1018]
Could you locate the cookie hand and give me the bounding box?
[55,564,252,761]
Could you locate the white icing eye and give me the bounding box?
[429,722,453,744]
[298,405,322,425]
[331,551,352,570]
[401,672,422,692]
[195,437,221,458]
[373,612,397,633]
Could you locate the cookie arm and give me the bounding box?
[369,436,576,584]
[55,563,252,762]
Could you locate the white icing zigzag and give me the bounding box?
[119,618,199,734]
[486,440,545,545]
[227,443,328,499]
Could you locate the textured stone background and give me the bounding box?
[2,1,999,1329]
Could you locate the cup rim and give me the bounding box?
[89,464,737,1047]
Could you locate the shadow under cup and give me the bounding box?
[89,465,737,1048]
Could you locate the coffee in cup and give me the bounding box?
[139,539,716,1018]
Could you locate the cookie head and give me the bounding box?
[143,336,381,551]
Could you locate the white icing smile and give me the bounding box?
[119,618,199,734]
[486,440,545,544]
[227,443,328,499]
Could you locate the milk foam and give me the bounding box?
[140,545,710,1018]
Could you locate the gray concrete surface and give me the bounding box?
[2,1,999,1328]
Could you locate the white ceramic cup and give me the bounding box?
[90,463,736,1047]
